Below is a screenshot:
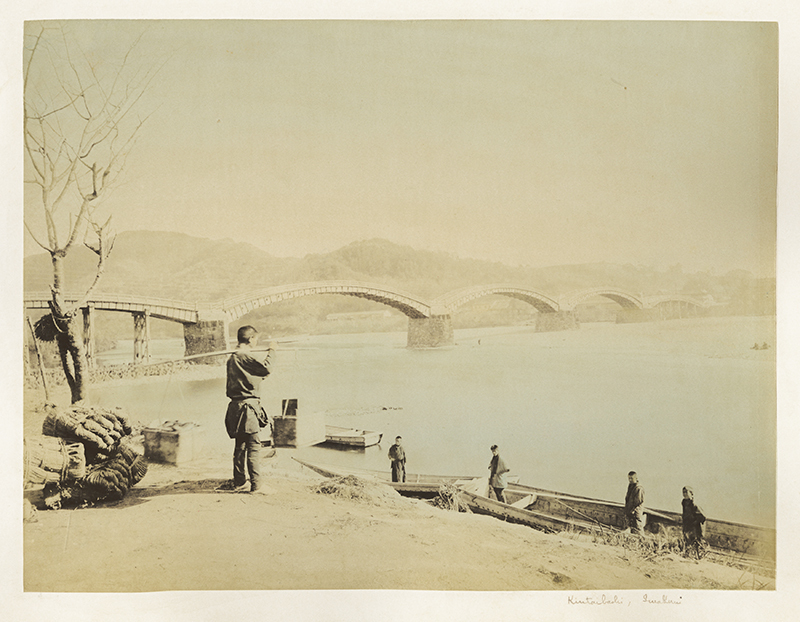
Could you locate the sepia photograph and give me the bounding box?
[4,1,799,621]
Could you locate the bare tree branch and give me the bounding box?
[24,130,46,181]
[61,198,90,253]
[74,218,115,309]
[23,26,46,93]
[24,221,52,253]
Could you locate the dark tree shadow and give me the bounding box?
[27,478,242,511]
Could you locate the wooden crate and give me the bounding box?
[272,399,325,448]
[143,422,205,465]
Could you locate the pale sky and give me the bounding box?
[22,19,778,276]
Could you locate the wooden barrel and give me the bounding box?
[24,436,86,487]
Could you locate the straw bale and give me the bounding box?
[42,435,148,508]
[24,436,86,487]
[42,405,134,456]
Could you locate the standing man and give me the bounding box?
[624,471,645,534]
[488,445,510,503]
[388,436,406,483]
[681,486,707,547]
[224,325,275,494]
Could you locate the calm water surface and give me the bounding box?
[91,317,776,528]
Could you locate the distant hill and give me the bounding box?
[23,231,775,338]
[23,231,299,301]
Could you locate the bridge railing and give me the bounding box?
[23,291,210,311]
[221,280,431,310]
[433,284,561,312]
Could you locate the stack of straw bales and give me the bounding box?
[28,403,148,509]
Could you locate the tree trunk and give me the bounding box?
[54,316,89,403]
[50,254,89,403]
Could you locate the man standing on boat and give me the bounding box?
[488,445,510,503]
[624,471,645,534]
[388,436,406,482]
[223,325,275,494]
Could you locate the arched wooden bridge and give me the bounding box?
[24,282,711,363]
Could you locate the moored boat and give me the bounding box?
[293,457,477,497]
[469,481,774,562]
[292,458,775,562]
[324,425,383,448]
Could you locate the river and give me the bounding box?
[90,316,776,528]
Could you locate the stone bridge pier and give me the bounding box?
[183,309,230,361]
[407,315,454,348]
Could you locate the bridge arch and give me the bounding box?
[642,294,710,310]
[433,285,561,315]
[559,288,644,311]
[221,281,432,321]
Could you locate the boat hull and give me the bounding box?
[324,426,383,448]
[292,457,475,497]
[457,487,609,534]
[503,483,774,560]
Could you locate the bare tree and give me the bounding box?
[24,23,158,403]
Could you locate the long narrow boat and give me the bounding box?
[292,458,775,562]
[293,457,478,496]
[324,426,383,448]
[503,481,775,561]
[453,477,618,534]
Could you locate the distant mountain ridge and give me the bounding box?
[23,230,769,306]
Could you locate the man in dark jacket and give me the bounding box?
[681,486,706,545]
[488,445,510,503]
[224,325,274,494]
[388,436,406,483]
[624,471,645,534]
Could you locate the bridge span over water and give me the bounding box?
[24,281,709,364]
[221,281,432,320]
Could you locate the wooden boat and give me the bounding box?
[292,458,775,562]
[455,477,618,534]
[640,507,776,562]
[293,457,478,497]
[324,425,383,448]
[477,480,775,565]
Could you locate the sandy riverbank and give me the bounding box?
[21,380,775,594]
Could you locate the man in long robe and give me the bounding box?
[388,436,406,483]
[681,486,706,545]
[624,471,645,534]
[489,445,510,503]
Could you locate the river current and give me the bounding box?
[90,316,776,528]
